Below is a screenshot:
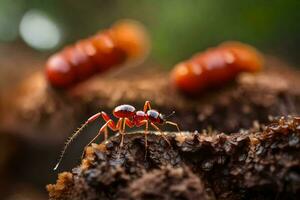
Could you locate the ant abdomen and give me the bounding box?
[113,104,136,118]
[46,20,149,89]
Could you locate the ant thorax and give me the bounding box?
[133,110,147,124]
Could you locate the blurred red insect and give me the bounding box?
[171,42,264,94]
[46,20,149,89]
[53,101,180,171]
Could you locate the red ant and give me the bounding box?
[53,101,180,170]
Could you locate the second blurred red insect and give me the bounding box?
[46,20,149,89]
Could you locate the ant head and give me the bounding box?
[160,111,175,123]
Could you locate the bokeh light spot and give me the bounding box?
[19,10,61,50]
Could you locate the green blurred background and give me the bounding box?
[0,0,299,66]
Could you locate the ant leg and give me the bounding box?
[83,113,121,153]
[144,121,149,159]
[165,121,181,134]
[53,112,102,171]
[122,117,127,132]
[103,125,109,141]
[119,117,136,147]
[115,118,123,147]
[86,118,123,157]
[100,111,115,139]
[134,119,149,159]
[119,118,126,147]
[115,118,123,131]
[100,111,120,139]
[144,121,149,148]
[101,111,111,121]
[124,118,134,128]
[81,119,116,159]
[150,122,171,146]
[103,118,122,140]
[90,118,120,147]
[136,120,149,148]
[143,101,152,112]
[93,120,117,145]
[81,118,123,159]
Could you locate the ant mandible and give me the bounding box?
[53,101,180,170]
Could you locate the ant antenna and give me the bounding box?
[53,112,101,171]
[53,122,89,171]
[165,111,175,119]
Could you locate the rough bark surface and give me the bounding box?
[48,116,300,200]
